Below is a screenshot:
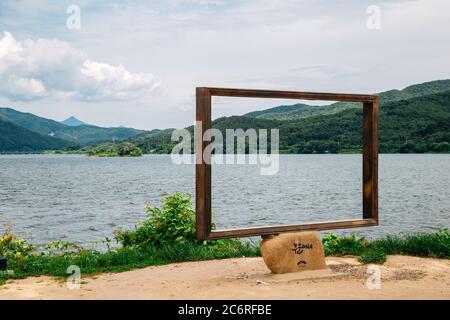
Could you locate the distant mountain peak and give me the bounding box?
[61,116,87,127]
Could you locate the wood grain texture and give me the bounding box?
[363,98,379,223]
[195,88,212,240]
[203,87,377,102]
[207,220,379,240]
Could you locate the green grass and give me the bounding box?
[323,228,450,264]
[0,191,448,284]
[0,241,260,285]
[358,248,387,264]
[2,229,448,285]
[0,193,260,285]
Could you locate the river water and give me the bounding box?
[0,154,448,246]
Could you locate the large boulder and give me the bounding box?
[260,231,327,274]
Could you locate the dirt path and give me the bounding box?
[1,255,449,300]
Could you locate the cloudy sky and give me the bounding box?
[0,0,449,129]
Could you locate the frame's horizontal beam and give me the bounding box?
[206,219,378,240]
[202,87,377,103]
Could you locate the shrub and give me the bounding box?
[0,227,34,264]
[115,193,200,247]
[114,192,243,249]
[322,233,367,256]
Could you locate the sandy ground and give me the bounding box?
[0,255,449,300]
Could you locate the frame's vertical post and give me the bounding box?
[362,98,379,223]
[196,88,212,240]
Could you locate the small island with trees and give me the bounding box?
[86,142,143,157]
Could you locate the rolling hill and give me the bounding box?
[1,79,449,153]
[130,90,450,154]
[0,108,144,147]
[128,129,176,154]
[0,118,72,152]
[244,79,450,121]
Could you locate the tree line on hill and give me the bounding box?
[129,89,450,154]
[0,79,449,154]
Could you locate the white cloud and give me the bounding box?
[0,31,160,101]
[0,0,449,128]
[80,60,160,100]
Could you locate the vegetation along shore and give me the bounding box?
[0,193,448,285]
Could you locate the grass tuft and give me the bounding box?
[358,248,387,264]
[0,242,259,285]
[323,228,450,264]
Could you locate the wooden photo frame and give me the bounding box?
[196,87,378,240]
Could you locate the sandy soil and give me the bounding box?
[0,255,449,300]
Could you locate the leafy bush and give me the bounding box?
[322,233,367,256]
[114,192,196,247]
[0,227,34,263]
[114,192,235,248]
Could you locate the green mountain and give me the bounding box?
[245,103,312,118]
[0,118,72,152]
[0,107,67,135]
[0,108,144,146]
[2,79,449,154]
[51,125,144,145]
[129,129,176,154]
[272,90,450,153]
[245,79,450,121]
[130,90,450,154]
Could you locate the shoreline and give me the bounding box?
[1,152,450,155]
[1,255,448,300]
